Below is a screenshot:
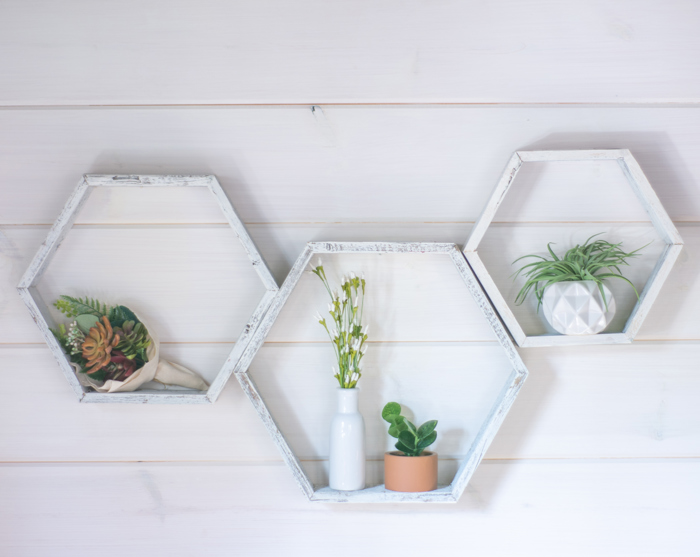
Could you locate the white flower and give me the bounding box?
[332,328,339,338]
[353,296,358,308]
[360,345,367,355]
[327,303,333,312]
[314,311,324,322]
[350,272,356,280]
[317,258,323,267]
[363,324,370,336]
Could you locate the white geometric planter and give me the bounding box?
[464,149,684,348]
[17,174,278,403]
[542,281,615,336]
[232,242,529,503]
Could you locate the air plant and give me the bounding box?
[513,233,647,311]
[310,260,368,389]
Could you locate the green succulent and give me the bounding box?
[381,402,437,457]
[115,320,151,365]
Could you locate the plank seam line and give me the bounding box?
[1,102,700,109]
[3,220,696,227]
[2,456,698,465]
[3,338,700,347]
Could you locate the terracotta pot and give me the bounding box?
[384,451,438,492]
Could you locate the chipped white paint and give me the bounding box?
[17,175,279,403]
[234,242,529,503]
[464,149,684,348]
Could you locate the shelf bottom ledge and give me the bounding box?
[310,484,456,503]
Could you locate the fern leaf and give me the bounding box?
[55,295,108,318]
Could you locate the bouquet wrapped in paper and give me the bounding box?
[51,296,208,393]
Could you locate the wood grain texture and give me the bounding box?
[4,107,700,225]
[2,1,700,105]
[2,0,699,547]
[2,222,698,343]
[1,459,698,556]
[3,341,700,463]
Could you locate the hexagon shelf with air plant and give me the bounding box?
[17,175,278,403]
[464,149,684,348]
[231,242,529,503]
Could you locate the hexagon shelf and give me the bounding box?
[17,175,278,403]
[464,149,684,348]
[232,242,529,503]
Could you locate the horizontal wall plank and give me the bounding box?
[1,459,697,556]
[2,1,700,105]
[2,342,699,463]
[3,107,700,224]
[0,222,696,343]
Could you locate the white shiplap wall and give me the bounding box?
[1,2,700,555]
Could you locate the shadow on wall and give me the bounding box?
[520,131,700,221]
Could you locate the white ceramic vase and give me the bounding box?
[329,387,366,491]
[542,280,616,335]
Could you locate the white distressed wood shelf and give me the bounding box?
[17,174,278,404]
[464,149,684,348]
[233,241,529,503]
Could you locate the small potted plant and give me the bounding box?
[513,233,647,335]
[381,402,438,492]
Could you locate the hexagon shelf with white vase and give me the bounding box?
[232,242,529,503]
[464,149,684,348]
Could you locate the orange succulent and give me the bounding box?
[81,316,120,374]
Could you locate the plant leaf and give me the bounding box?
[382,401,402,423]
[417,420,438,439]
[75,314,99,334]
[395,441,416,456]
[398,430,417,450]
[417,431,437,450]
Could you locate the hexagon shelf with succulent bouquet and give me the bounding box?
[231,241,530,503]
[17,175,279,403]
[464,149,684,348]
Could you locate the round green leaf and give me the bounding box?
[382,402,401,422]
[75,314,99,334]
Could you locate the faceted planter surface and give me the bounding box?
[542,281,615,335]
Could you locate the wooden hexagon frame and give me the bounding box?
[464,149,684,348]
[232,242,529,503]
[17,174,278,404]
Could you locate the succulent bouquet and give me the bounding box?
[51,295,208,393]
[310,260,369,389]
[52,296,150,383]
